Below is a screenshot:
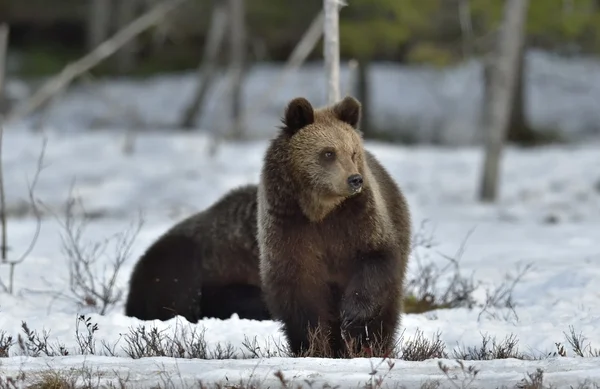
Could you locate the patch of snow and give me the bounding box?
[6,50,600,145]
[2,355,600,388]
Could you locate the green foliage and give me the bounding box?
[339,0,439,59]
[403,294,452,314]
[16,47,80,77]
[471,0,600,50]
[407,42,457,67]
[246,0,321,57]
[7,0,600,78]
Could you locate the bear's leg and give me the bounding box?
[339,296,402,357]
[125,235,202,323]
[282,310,333,357]
[340,248,401,356]
[348,310,399,357]
[327,283,345,358]
[200,284,271,320]
[373,307,400,356]
[274,287,336,357]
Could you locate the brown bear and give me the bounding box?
[124,184,271,323]
[256,96,411,358]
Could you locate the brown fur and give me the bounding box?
[257,96,411,357]
[125,184,271,323]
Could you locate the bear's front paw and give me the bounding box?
[340,292,379,332]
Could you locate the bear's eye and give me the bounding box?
[322,150,336,160]
[352,151,357,161]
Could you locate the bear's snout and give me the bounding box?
[347,174,363,192]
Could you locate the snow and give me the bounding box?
[1,54,600,387]
[2,355,600,389]
[6,49,600,145]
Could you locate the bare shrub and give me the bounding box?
[564,325,600,358]
[0,137,47,295]
[404,221,478,314]
[363,355,397,389]
[16,321,69,357]
[437,360,480,389]
[477,262,533,323]
[398,329,448,361]
[515,368,546,389]
[0,329,14,357]
[548,342,567,358]
[241,335,288,359]
[75,314,99,355]
[53,187,144,315]
[406,219,533,321]
[121,323,235,360]
[451,332,529,361]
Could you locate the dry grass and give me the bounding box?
[1,313,599,363]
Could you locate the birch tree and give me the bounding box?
[323,0,342,104]
[0,24,8,262]
[228,0,246,138]
[479,0,530,202]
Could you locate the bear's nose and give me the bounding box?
[347,174,363,191]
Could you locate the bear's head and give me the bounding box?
[278,96,367,221]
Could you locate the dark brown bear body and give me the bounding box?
[256,96,411,357]
[125,184,271,323]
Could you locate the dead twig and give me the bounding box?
[0,137,47,294]
[54,188,144,315]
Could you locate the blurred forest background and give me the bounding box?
[1,0,600,146]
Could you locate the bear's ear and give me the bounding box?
[333,96,361,129]
[282,97,315,135]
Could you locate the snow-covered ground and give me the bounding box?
[0,51,600,386]
[0,127,599,388]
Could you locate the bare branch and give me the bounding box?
[54,188,145,315]
[14,137,47,265]
[0,136,47,294]
[5,0,189,124]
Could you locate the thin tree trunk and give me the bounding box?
[507,44,537,145]
[237,10,325,127]
[355,57,370,136]
[0,24,8,262]
[115,0,139,74]
[228,0,246,139]
[179,0,228,129]
[458,0,474,57]
[323,0,341,104]
[479,0,530,202]
[88,0,112,51]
